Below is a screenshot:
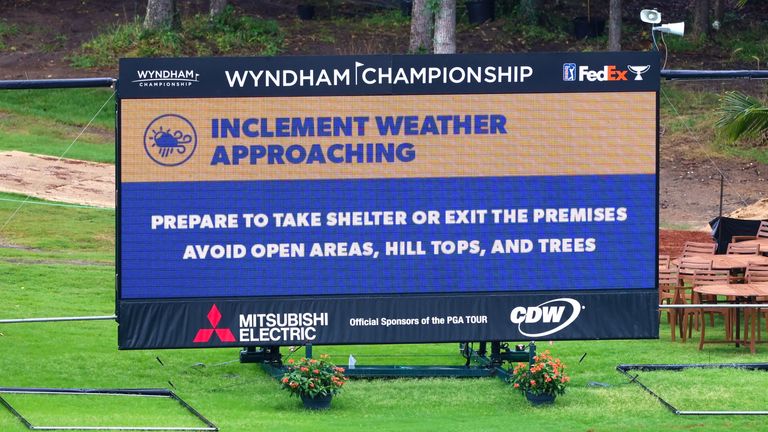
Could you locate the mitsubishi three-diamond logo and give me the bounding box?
[193,304,236,343]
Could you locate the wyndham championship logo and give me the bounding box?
[143,114,197,167]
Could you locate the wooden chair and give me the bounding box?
[732,220,768,243]
[659,268,682,341]
[677,256,712,286]
[658,254,671,269]
[681,241,717,257]
[746,263,768,337]
[726,243,761,256]
[725,243,761,283]
[689,270,733,350]
[746,263,768,282]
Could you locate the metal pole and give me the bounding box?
[661,69,768,80]
[0,315,116,324]
[659,304,765,309]
[719,173,724,218]
[0,77,115,90]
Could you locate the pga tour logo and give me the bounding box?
[510,298,584,338]
[562,63,576,81]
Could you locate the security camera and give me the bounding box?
[640,9,661,24]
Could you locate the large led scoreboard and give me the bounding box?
[116,52,659,349]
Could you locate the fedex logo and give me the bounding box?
[578,65,628,82]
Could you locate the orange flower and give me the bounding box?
[281,377,289,384]
[513,383,520,388]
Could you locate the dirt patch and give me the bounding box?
[0,151,113,208]
[659,149,768,229]
[659,229,715,258]
[728,198,768,220]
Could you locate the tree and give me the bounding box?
[209,0,227,20]
[409,0,433,53]
[712,0,724,29]
[144,0,179,30]
[607,0,621,51]
[433,0,456,54]
[691,0,710,39]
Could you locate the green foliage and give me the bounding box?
[280,355,348,398]
[502,21,567,44]
[716,91,768,142]
[332,9,409,33]
[716,23,768,66]
[71,8,283,68]
[0,20,19,51]
[499,4,567,44]
[40,34,68,54]
[661,34,706,53]
[358,10,410,27]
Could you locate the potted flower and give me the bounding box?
[508,350,570,405]
[280,354,348,410]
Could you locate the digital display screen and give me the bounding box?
[117,53,659,348]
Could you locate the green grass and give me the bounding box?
[0,191,114,263]
[1,393,208,429]
[0,88,115,162]
[0,20,19,51]
[661,84,722,126]
[3,193,768,431]
[0,88,114,130]
[71,7,283,68]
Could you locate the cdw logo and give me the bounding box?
[510,298,583,338]
[578,65,628,82]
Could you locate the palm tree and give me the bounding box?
[716,91,768,142]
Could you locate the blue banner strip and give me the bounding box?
[120,174,656,299]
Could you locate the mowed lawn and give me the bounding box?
[2,89,768,431]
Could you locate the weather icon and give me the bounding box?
[143,114,197,166]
